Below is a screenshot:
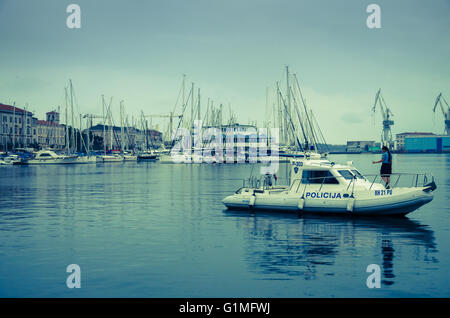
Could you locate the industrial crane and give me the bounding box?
[372,89,394,147]
[433,93,450,136]
[141,112,183,145]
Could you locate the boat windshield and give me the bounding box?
[301,170,339,184]
[338,170,354,180]
[338,169,366,181]
[351,169,365,179]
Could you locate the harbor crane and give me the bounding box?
[372,88,394,147]
[433,93,450,136]
[141,112,183,144]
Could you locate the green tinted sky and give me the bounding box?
[1,0,449,143]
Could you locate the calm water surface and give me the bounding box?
[0,154,449,297]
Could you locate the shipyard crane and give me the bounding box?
[372,89,394,147]
[433,93,450,136]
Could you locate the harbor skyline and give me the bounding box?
[1,0,450,144]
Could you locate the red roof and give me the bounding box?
[0,103,33,115]
[37,120,63,127]
[37,120,52,126]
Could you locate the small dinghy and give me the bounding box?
[222,158,437,216]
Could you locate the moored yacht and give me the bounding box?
[137,150,158,161]
[26,150,80,165]
[0,154,23,165]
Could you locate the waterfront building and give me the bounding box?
[0,103,34,150]
[346,141,375,153]
[35,111,66,149]
[404,135,450,153]
[396,132,436,152]
[86,124,162,151]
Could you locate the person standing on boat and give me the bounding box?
[372,146,392,189]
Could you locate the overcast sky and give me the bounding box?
[1,0,449,143]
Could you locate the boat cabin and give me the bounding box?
[289,159,374,193]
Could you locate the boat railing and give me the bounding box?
[242,172,434,195]
[243,175,278,190]
[362,173,434,190]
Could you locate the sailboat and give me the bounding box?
[274,66,329,159]
[96,96,124,163]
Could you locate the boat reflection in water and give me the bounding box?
[223,210,437,287]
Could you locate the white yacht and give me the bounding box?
[26,150,80,165]
[0,154,23,165]
[222,158,437,216]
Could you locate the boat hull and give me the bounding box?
[222,187,434,216]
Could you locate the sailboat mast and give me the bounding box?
[120,100,124,153]
[197,88,201,121]
[109,104,113,152]
[69,80,75,153]
[286,66,292,147]
[12,102,15,150]
[191,82,194,130]
[65,88,69,155]
[102,95,106,155]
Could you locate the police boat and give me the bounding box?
[222,158,437,216]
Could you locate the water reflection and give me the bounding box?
[224,211,438,285]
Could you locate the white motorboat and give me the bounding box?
[26,150,80,165]
[0,154,23,165]
[222,158,437,216]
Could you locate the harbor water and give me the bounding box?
[0,154,449,297]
